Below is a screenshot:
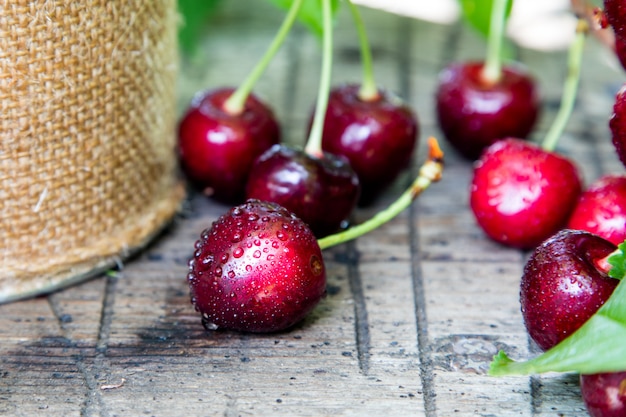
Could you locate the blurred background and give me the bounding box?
[177,0,582,55]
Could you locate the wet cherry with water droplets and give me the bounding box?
[470,138,582,249]
[520,229,618,351]
[188,199,327,333]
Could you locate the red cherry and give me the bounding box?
[470,138,582,249]
[188,199,326,333]
[520,229,618,351]
[604,0,626,40]
[609,84,626,169]
[567,174,626,246]
[435,61,540,160]
[319,84,419,204]
[245,144,360,237]
[177,87,280,203]
[580,371,626,417]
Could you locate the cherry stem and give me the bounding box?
[347,0,379,101]
[481,0,508,84]
[318,138,444,251]
[222,0,304,115]
[304,0,333,158]
[541,19,588,152]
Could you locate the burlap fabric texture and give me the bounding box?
[0,1,185,303]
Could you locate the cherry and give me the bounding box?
[597,2,626,71]
[188,199,326,333]
[435,0,539,160]
[319,84,419,205]
[435,61,540,160]
[567,174,626,246]
[245,144,360,237]
[603,0,626,40]
[580,371,626,417]
[520,229,618,351]
[177,87,280,203]
[470,138,582,249]
[609,84,626,169]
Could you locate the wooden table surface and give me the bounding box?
[2,2,625,416]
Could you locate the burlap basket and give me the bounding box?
[0,1,185,303]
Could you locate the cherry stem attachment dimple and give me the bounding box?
[603,242,626,280]
[318,138,444,251]
[481,0,508,84]
[541,19,588,152]
[222,0,304,115]
[304,0,334,158]
[347,0,379,101]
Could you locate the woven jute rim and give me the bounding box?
[0,0,184,303]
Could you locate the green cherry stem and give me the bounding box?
[304,0,334,158]
[222,0,304,115]
[347,0,379,101]
[480,0,508,84]
[540,19,588,152]
[318,138,444,250]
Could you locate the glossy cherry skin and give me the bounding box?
[188,199,326,333]
[580,371,626,417]
[520,229,618,351]
[435,61,540,160]
[601,2,626,71]
[604,0,626,40]
[470,138,582,249]
[245,144,360,237]
[567,174,626,246]
[177,87,280,203]
[609,84,626,169]
[319,84,419,205]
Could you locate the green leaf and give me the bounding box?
[267,0,341,38]
[178,0,222,54]
[608,242,626,280]
[490,275,626,376]
[458,0,514,39]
